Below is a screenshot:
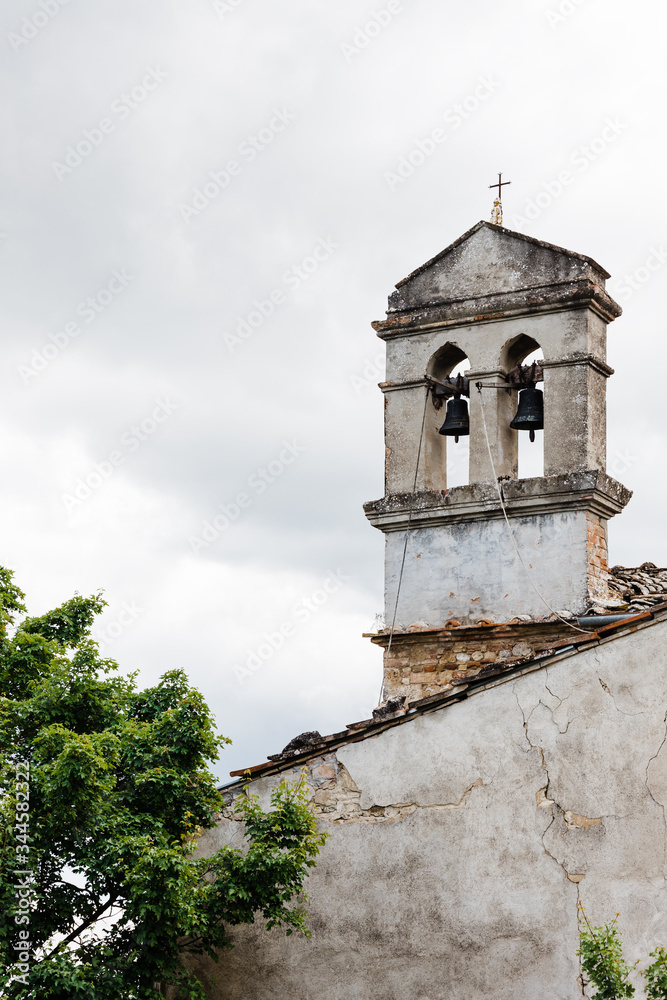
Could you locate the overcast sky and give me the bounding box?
[2,0,666,779]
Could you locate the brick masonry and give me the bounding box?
[371,620,578,703]
[586,512,611,606]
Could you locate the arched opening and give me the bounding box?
[427,343,470,489]
[429,342,468,382]
[501,333,540,372]
[501,335,544,480]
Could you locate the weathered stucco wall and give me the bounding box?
[186,617,667,1000]
[383,509,592,626]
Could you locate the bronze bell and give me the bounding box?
[438,396,470,444]
[510,382,544,442]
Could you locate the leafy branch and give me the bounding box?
[578,903,667,999]
[0,568,328,999]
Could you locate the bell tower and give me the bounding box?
[364,222,632,701]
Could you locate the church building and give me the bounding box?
[187,219,667,999]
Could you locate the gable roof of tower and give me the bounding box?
[396,220,611,287]
[373,220,621,331]
[222,601,667,788]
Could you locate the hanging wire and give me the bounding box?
[378,385,431,704]
[476,383,595,635]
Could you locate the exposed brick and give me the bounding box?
[373,619,579,701]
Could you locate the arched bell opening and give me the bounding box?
[429,342,468,382]
[500,333,541,372]
[427,343,471,490]
[501,334,544,480]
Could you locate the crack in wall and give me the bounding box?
[311,758,483,824]
[596,673,642,717]
[220,754,485,826]
[514,686,534,753]
[544,668,564,710]
[514,684,597,886]
[539,806,588,885]
[594,651,645,717]
[544,670,575,735]
[645,710,667,877]
[515,682,570,746]
[542,697,571,735]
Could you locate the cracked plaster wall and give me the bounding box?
[384,510,595,628]
[186,619,667,1000]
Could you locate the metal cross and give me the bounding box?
[489,173,511,200]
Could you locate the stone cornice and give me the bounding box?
[541,355,614,378]
[363,470,632,532]
[372,279,621,340]
[379,356,614,394]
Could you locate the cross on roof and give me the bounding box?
[489,172,511,200]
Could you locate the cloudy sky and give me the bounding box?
[1,0,665,779]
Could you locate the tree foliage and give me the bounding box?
[644,948,667,1000]
[578,905,667,999]
[0,568,326,999]
[578,910,636,998]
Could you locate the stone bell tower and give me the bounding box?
[364,221,632,702]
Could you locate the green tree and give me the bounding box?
[578,909,636,998]
[0,568,326,999]
[578,905,667,1000]
[644,947,667,1000]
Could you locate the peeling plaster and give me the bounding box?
[563,811,602,832]
[309,755,482,824]
[220,755,485,827]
